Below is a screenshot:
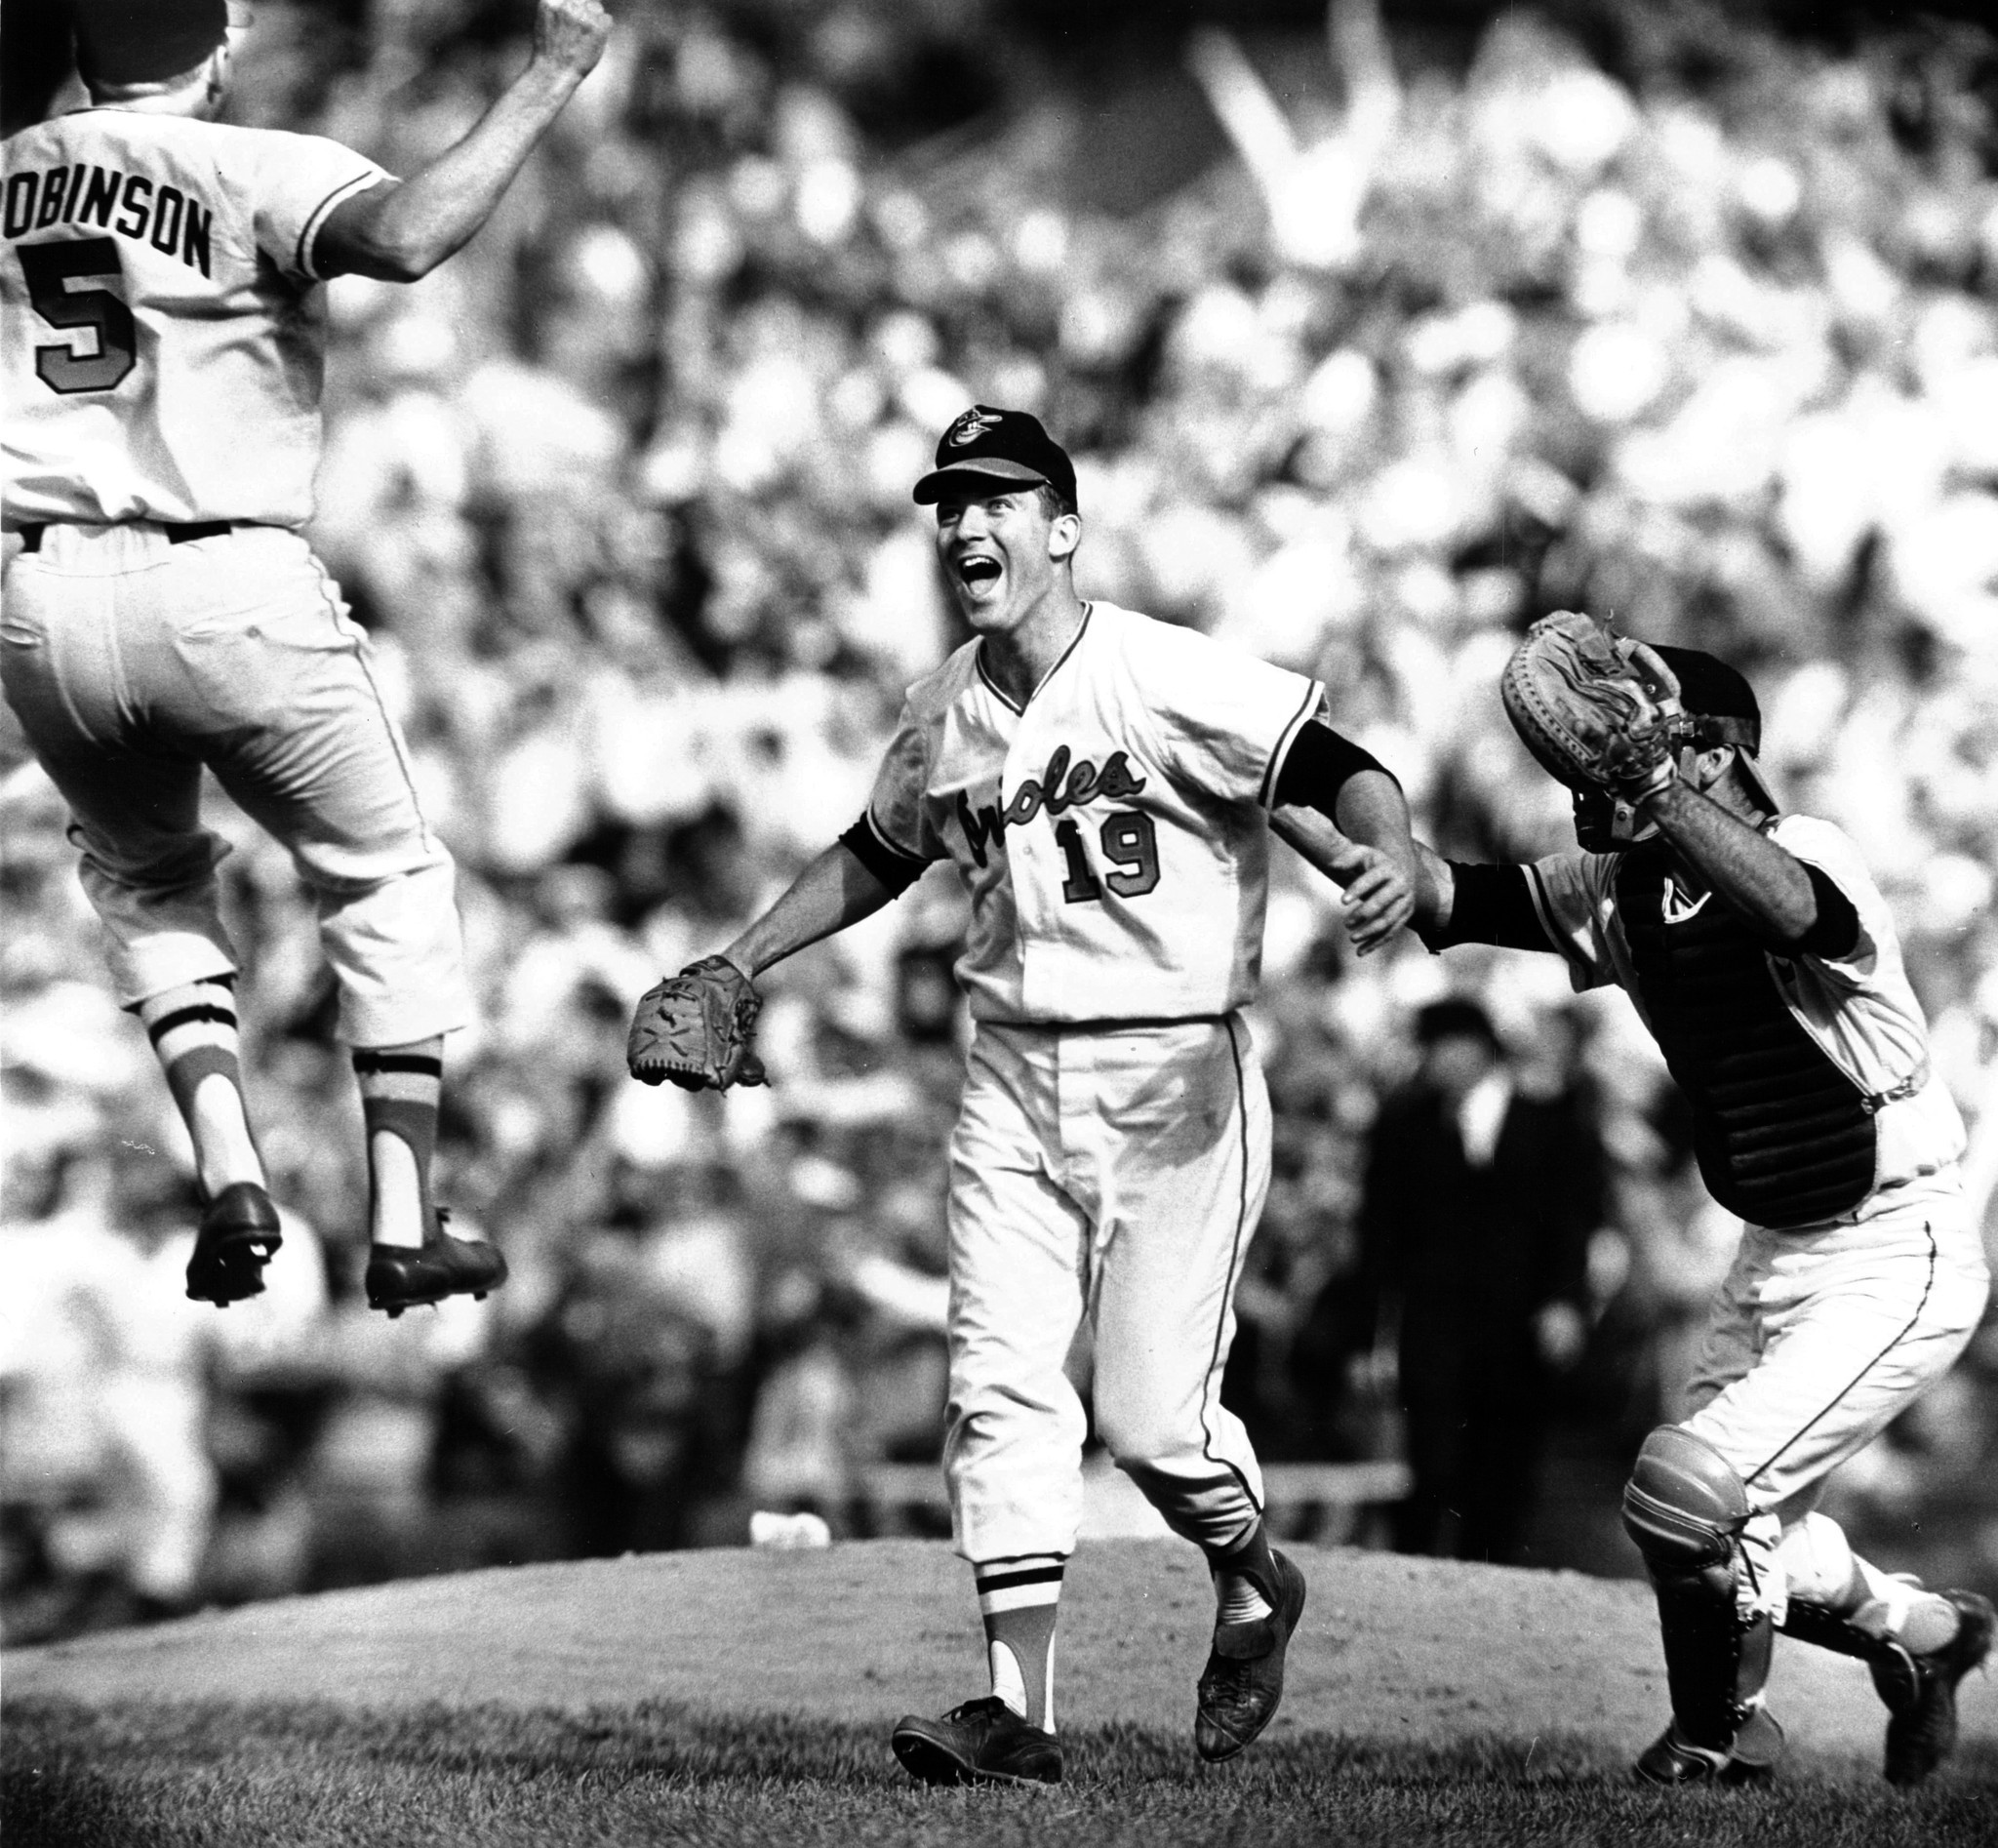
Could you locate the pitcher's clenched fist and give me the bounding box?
[534,0,614,78]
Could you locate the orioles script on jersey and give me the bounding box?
[3,165,214,277]
[957,744,1147,867]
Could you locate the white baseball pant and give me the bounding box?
[0,522,469,1047]
[943,1014,1269,1565]
[1683,1173,1988,1527]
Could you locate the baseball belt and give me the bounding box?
[15,520,233,553]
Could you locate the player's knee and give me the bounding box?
[1621,1425,1749,1593]
[1775,1509,1858,1606]
[82,829,222,892]
[1092,1402,1180,1470]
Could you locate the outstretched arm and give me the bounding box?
[313,0,611,282]
[1407,842,1573,957]
[717,842,898,980]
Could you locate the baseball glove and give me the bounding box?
[626,956,768,1091]
[1500,611,1684,802]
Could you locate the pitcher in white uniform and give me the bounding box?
[1,0,609,1312]
[663,405,1420,1787]
[1410,644,1993,1788]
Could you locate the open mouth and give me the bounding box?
[956,555,1003,590]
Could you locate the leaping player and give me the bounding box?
[627,405,1419,1785]
[2,0,610,1311]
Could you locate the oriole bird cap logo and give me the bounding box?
[913,405,1079,509]
[948,408,1008,447]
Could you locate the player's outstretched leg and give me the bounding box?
[1193,1520,1308,1763]
[1779,1517,1995,1787]
[352,1041,506,1315]
[1622,1426,1785,1786]
[136,978,283,1306]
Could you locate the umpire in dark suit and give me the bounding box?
[1355,996,1603,1564]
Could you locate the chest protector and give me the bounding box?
[1616,850,1874,1228]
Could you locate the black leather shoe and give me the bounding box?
[185,1181,283,1306]
[1194,1548,1308,1762]
[365,1212,508,1317]
[891,1696,1063,1788]
[1873,1589,1995,1786]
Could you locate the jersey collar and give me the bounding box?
[976,602,1093,716]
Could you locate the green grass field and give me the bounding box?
[6,1542,1996,1846]
[9,1698,1997,1848]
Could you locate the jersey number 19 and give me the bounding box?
[1055,809,1161,904]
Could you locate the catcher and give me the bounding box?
[1409,612,1992,1787]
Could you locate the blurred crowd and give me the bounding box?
[7,0,1998,1640]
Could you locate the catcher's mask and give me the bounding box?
[1573,645,1778,852]
[1573,785,1655,852]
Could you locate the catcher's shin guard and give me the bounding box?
[1622,1426,1775,1753]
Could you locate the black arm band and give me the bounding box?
[838,815,927,899]
[1270,720,1396,818]
[1423,862,1557,953]
[1792,864,1860,960]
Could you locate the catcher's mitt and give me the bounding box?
[1500,611,1684,802]
[626,955,768,1092]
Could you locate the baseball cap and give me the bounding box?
[75,0,228,83]
[912,406,1079,511]
[1653,646,1761,751]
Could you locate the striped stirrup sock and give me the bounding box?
[977,1555,1065,1732]
[352,1043,443,1250]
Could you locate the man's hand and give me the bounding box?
[1271,811,1414,955]
[1330,839,1415,955]
[534,0,612,79]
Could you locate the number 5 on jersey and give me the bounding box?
[20,238,137,394]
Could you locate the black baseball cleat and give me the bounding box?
[1194,1547,1308,1762]
[891,1696,1063,1788]
[365,1211,508,1318]
[1634,1706,1784,1787]
[185,1180,283,1306]
[1871,1589,1995,1787]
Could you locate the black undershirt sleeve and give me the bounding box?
[1421,862,1558,953]
[837,815,927,899]
[1270,720,1396,818]
[1791,863,1860,960]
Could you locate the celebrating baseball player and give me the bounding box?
[627,405,1419,1786]
[1407,613,1992,1787]
[1,0,611,1312]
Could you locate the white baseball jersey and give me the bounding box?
[2,108,384,528]
[1526,815,1967,1200]
[861,601,1324,1025]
